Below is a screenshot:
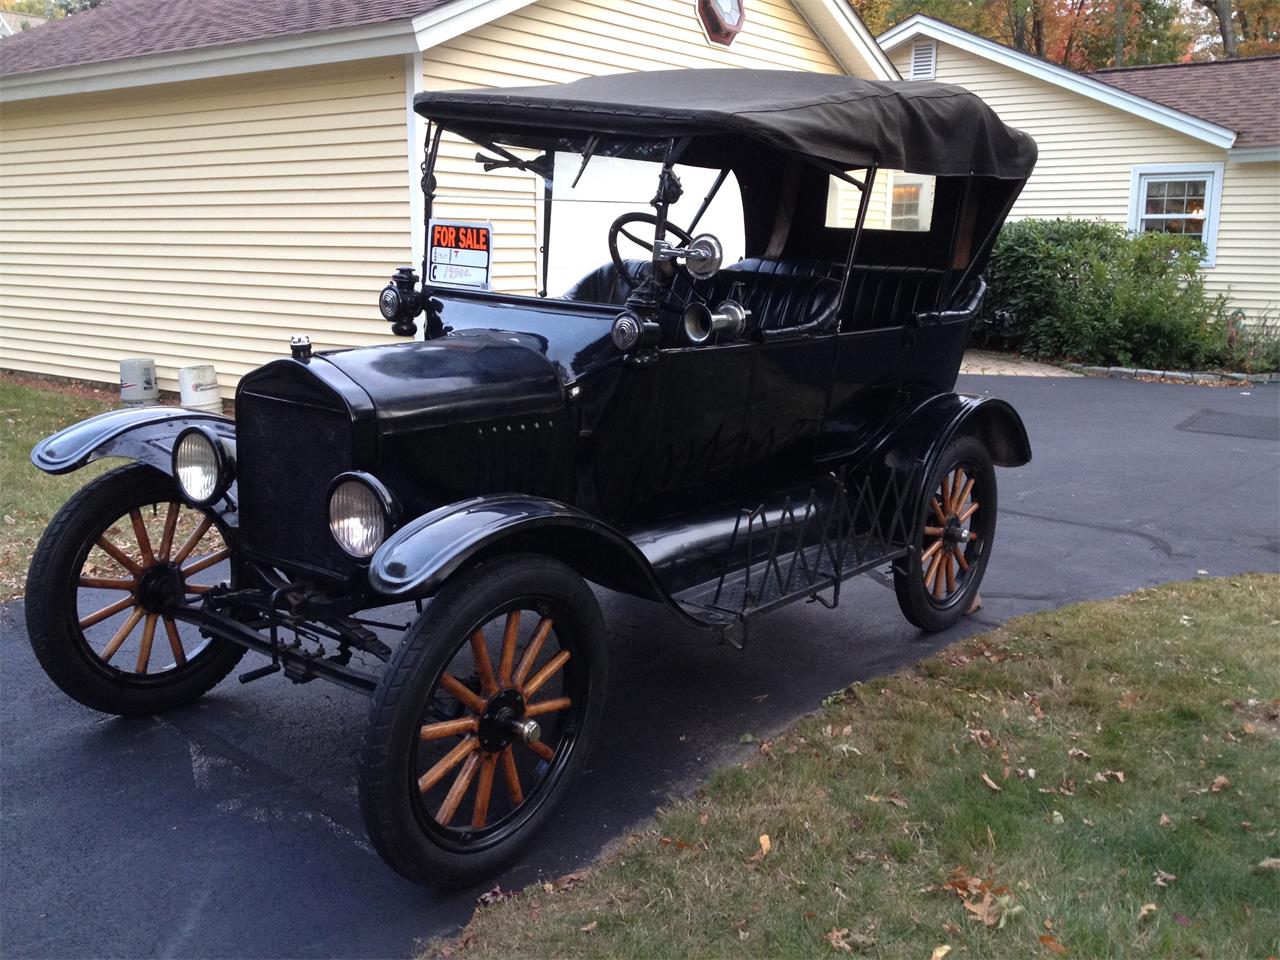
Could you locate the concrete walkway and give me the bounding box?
[960,349,1082,377]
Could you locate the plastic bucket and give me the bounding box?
[178,364,221,413]
[119,358,159,407]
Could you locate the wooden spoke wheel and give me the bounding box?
[893,435,997,633]
[359,554,607,886]
[25,463,246,716]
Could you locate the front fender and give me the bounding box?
[31,406,235,476]
[368,494,686,612]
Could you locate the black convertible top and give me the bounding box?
[415,69,1037,180]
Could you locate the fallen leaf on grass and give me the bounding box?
[1174,914,1191,927]
[965,890,1024,928]
[552,869,589,892]
[1067,748,1091,761]
[942,867,984,898]
[658,836,695,850]
[824,928,855,952]
[1159,813,1173,828]
[745,834,772,866]
[1118,690,1141,709]
[579,921,597,933]
[1093,770,1125,783]
[1138,903,1158,922]
[969,728,998,749]
[698,811,709,826]
[1254,857,1280,873]
[885,791,908,809]
[1039,934,1069,954]
[476,885,514,906]
[1153,869,1176,888]
[1210,775,1231,793]
[930,946,952,960]
[981,772,1002,792]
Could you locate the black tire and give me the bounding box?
[893,435,997,632]
[359,553,607,887]
[25,462,245,717]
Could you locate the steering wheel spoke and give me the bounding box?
[608,212,694,292]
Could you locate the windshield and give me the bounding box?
[425,133,745,302]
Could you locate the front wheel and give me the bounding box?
[893,435,997,632]
[358,554,608,886]
[25,462,246,716]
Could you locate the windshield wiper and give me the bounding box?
[473,141,551,179]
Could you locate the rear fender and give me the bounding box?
[30,407,235,476]
[368,494,714,626]
[866,393,1031,509]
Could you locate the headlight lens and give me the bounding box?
[328,477,388,558]
[173,428,224,505]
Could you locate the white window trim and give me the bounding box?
[1127,162,1225,267]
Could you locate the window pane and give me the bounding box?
[1188,180,1206,198]
[826,170,934,231]
[1145,197,1165,215]
[1148,181,1168,198]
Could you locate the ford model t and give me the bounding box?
[27,70,1035,884]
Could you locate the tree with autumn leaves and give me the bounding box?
[855,0,1280,68]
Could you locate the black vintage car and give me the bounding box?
[27,69,1036,884]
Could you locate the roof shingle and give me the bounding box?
[0,0,453,79]
[1091,56,1280,149]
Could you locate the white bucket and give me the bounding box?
[119,358,159,407]
[178,364,221,413]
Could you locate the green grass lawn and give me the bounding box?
[0,376,115,600]
[430,576,1280,959]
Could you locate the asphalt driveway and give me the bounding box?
[2,374,1277,959]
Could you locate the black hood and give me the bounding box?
[317,333,565,436]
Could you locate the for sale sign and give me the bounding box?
[428,219,493,289]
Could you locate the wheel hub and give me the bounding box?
[477,688,539,753]
[942,517,968,548]
[135,562,184,613]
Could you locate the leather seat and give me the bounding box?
[720,257,844,335]
[565,257,950,337]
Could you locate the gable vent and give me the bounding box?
[910,41,936,80]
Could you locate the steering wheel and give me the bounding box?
[608,212,694,290]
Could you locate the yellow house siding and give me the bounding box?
[0,57,410,397]
[889,42,1280,318]
[424,0,845,295]
[1213,160,1280,317]
[0,2,864,394]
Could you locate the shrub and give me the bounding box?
[976,219,1257,371]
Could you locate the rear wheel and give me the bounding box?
[359,553,607,886]
[893,435,996,632]
[25,462,245,716]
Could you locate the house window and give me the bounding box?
[889,172,935,231]
[824,170,934,231]
[1128,163,1223,265]
[909,41,936,80]
[892,183,923,230]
